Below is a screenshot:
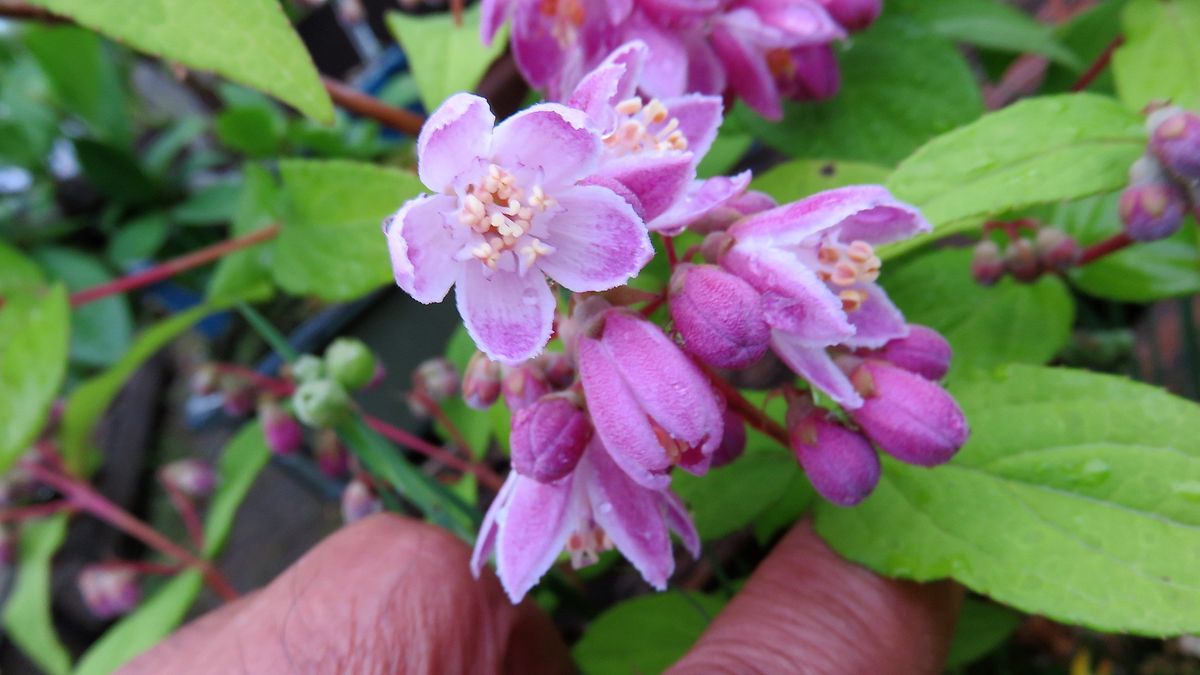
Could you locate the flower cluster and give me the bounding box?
[481,0,879,118]
[1120,106,1200,242]
[385,40,967,601]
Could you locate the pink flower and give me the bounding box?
[384,94,654,364]
[79,564,140,619]
[471,439,698,602]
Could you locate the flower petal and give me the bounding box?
[578,336,673,489]
[685,35,727,96]
[480,0,513,44]
[711,15,781,120]
[663,94,724,160]
[596,152,695,222]
[496,474,576,602]
[537,184,653,292]
[470,472,518,577]
[582,444,675,590]
[743,0,845,45]
[722,244,853,345]
[621,14,689,98]
[771,330,864,408]
[491,104,601,190]
[385,194,462,304]
[649,171,752,235]
[416,93,494,192]
[456,265,555,365]
[568,41,648,130]
[835,200,933,246]
[661,490,701,558]
[730,185,902,247]
[843,283,908,349]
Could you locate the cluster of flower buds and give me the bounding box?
[481,0,879,118]
[158,458,217,499]
[406,357,459,417]
[970,224,1082,286]
[1120,106,1200,242]
[78,563,140,620]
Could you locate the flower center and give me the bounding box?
[766,48,797,81]
[540,0,586,47]
[458,163,557,273]
[814,239,881,312]
[605,97,689,156]
[566,522,612,568]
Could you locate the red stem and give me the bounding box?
[640,293,667,317]
[109,559,185,576]
[25,463,238,601]
[321,77,426,135]
[163,483,205,551]
[0,500,77,523]
[362,413,505,492]
[211,363,294,398]
[69,224,281,308]
[409,390,476,458]
[1071,36,1125,92]
[1078,232,1135,265]
[663,235,678,271]
[696,362,791,449]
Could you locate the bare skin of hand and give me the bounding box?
[123,514,961,675]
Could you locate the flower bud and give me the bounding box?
[315,429,349,478]
[1148,107,1200,181]
[1034,227,1081,272]
[669,264,770,369]
[462,351,503,410]
[289,355,325,384]
[1120,181,1187,242]
[259,398,305,454]
[688,192,777,235]
[847,360,969,467]
[190,365,219,395]
[367,362,388,390]
[292,380,352,429]
[324,338,377,391]
[875,324,952,381]
[79,563,140,619]
[159,459,216,499]
[970,239,1005,286]
[818,0,881,31]
[710,409,746,469]
[341,479,383,524]
[778,44,842,102]
[501,365,551,411]
[700,230,736,262]
[413,358,458,400]
[1003,239,1040,283]
[790,408,880,506]
[219,376,255,418]
[510,393,592,482]
[537,351,576,390]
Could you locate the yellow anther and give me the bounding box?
[615,97,643,116]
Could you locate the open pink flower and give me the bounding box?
[384,94,654,364]
[471,439,699,602]
[720,185,932,408]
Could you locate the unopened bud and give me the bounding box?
[1004,239,1040,283]
[502,365,552,411]
[790,409,880,506]
[367,362,387,390]
[159,459,216,498]
[1120,181,1187,242]
[875,324,952,381]
[341,479,383,524]
[669,264,770,369]
[818,0,880,31]
[710,409,746,469]
[315,429,349,478]
[510,393,592,482]
[689,192,776,235]
[462,351,503,410]
[324,338,378,391]
[701,231,736,263]
[413,358,458,400]
[190,365,219,395]
[79,563,140,619]
[778,44,842,102]
[970,239,1005,286]
[1148,107,1200,182]
[259,398,305,454]
[292,380,352,429]
[219,376,255,417]
[537,351,576,390]
[1034,227,1081,272]
[289,355,326,384]
[847,361,969,467]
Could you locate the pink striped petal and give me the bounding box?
[685,36,728,96]
[470,473,518,577]
[834,200,933,246]
[649,172,752,235]
[596,153,695,222]
[722,244,853,345]
[744,0,845,44]
[711,15,781,120]
[456,265,556,365]
[663,94,724,161]
[480,0,513,44]
[771,330,864,409]
[537,184,653,292]
[661,490,701,558]
[491,104,600,190]
[621,14,689,98]
[568,41,647,130]
[496,474,576,602]
[843,283,908,349]
[384,194,462,304]
[416,93,494,192]
[730,185,908,247]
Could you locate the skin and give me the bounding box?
[124,514,961,675]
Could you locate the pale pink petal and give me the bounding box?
[662,94,724,160]
[722,244,853,344]
[480,0,514,44]
[685,36,727,96]
[649,172,752,235]
[596,153,695,222]
[835,200,933,246]
[711,16,782,120]
[491,104,601,190]
[621,15,689,98]
[744,0,845,44]
[384,194,462,304]
[661,491,701,558]
[843,283,908,349]
[496,474,576,602]
[568,42,648,132]
[730,185,906,247]
[416,93,494,192]
[577,337,673,489]
[456,265,555,365]
[582,445,675,590]
[606,0,635,22]
[537,184,653,292]
[771,330,864,409]
[511,6,567,91]
[470,473,518,577]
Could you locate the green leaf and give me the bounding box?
[23,25,130,145]
[885,93,1145,254]
[893,0,1083,68]
[882,248,1074,379]
[751,159,890,203]
[386,5,509,112]
[60,306,211,474]
[73,138,161,206]
[75,421,271,674]
[107,213,171,270]
[736,20,983,165]
[0,285,69,473]
[0,239,45,293]
[33,247,134,368]
[945,597,1023,669]
[274,159,422,302]
[214,106,286,158]
[1,515,72,675]
[144,116,207,175]
[23,0,333,122]
[573,591,726,675]
[752,472,816,545]
[171,181,242,226]
[673,449,798,540]
[208,165,280,303]
[1112,0,1200,112]
[816,365,1200,635]
[1043,0,1126,94]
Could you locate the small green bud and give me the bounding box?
[293,379,352,428]
[324,338,377,390]
[290,355,326,383]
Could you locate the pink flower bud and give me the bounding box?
[790,409,880,506]
[971,239,1005,286]
[536,351,576,390]
[710,409,746,469]
[341,479,383,524]
[159,459,216,499]
[366,362,388,390]
[501,364,551,411]
[1003,239,1040,283]
[413,358,458,400]
[1148,107,1200,182]
[315,429,349,478]
[1120,181,1187,242]
[847,360,969,467]
[688,192,777,235]
[219,376,255,417]
[1034,227,1081,272]
[777,44,842,102]
[818,0,881,31]
[259,399,305,455]
[875,325,952,381]
[79,563,140,619]
[669,264,770,369]
[510,393,592,483]
[462,351,503,410]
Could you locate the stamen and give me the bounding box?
[615,97,643,116]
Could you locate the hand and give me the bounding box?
[125,515,960,674]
